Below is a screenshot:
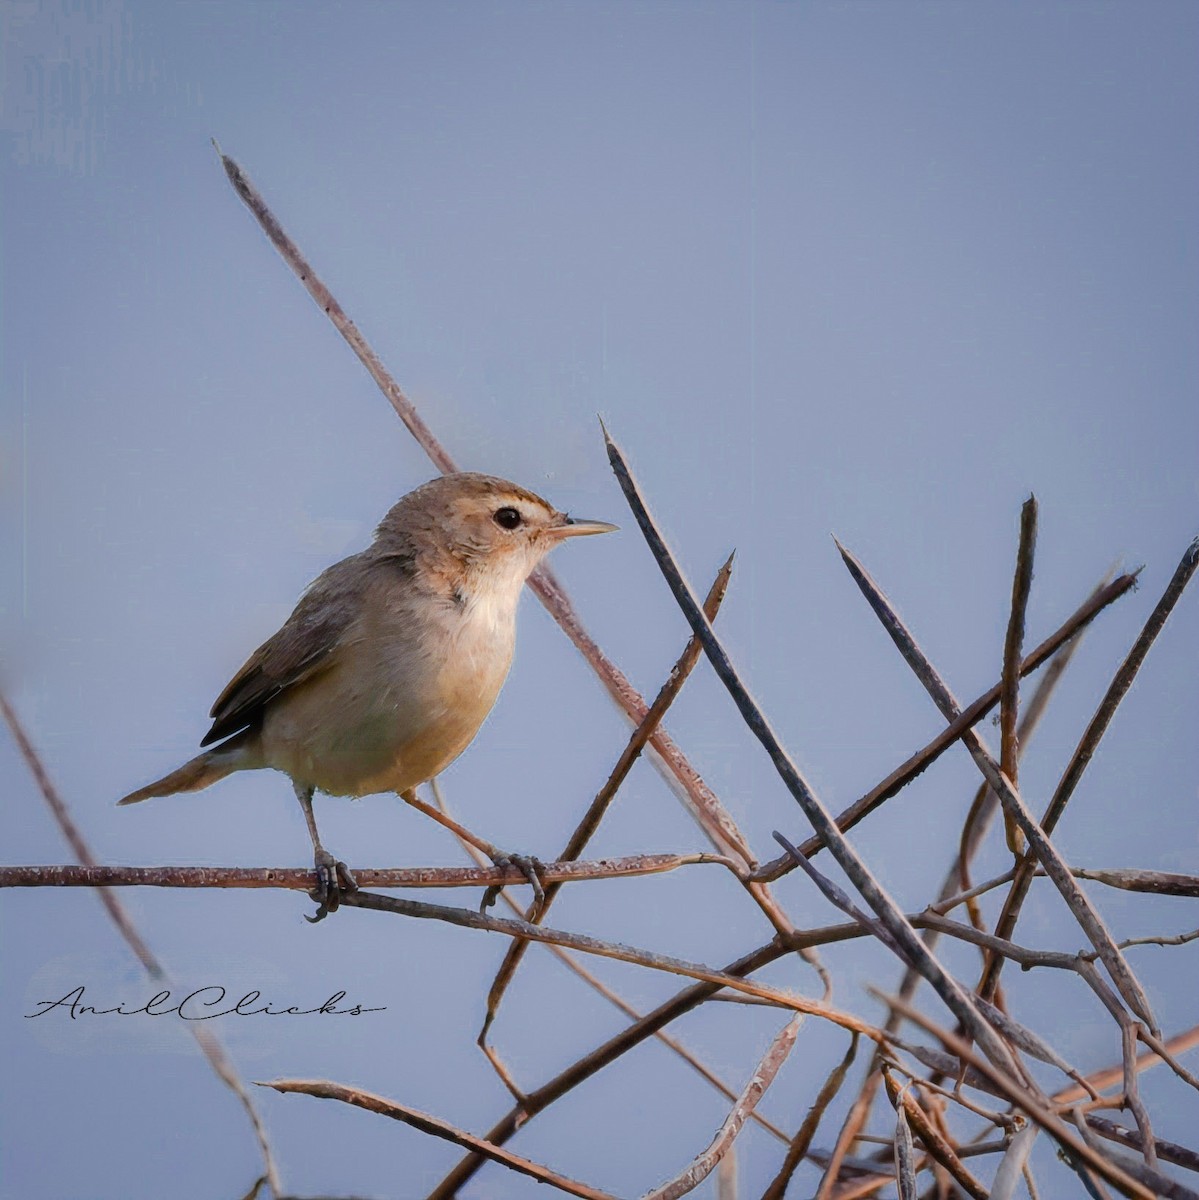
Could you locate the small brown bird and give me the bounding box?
[119,472,616,919]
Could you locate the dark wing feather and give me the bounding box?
[200,555,370,747]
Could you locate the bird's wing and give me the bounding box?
[201,553,381,747]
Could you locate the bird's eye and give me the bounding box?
[493,506,522,530]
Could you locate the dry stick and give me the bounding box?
[880,1066,987,1199]
[426,936,793,1199]
[1070,1110,1199,1200]
[956,601,1087,932]
[640,1015,803,1200]
[999,495,1038,855]
[891,1092,918,1200]
[215,147,753,869]
[1119,1020,1158,1171]
[761,1033,860,1200]
[934,866,1199,915]
[980,534,1199,1003]
[0,691,282,1196]
[990,1124,1040,1200]
[870,992,1155,1200]
[428,780,792,1145]
[834,539,1159,1034]
[420,722,1173,1192]
[1085,1117,1199,1175]
[0,856,731,891]
[480,555,737,1051]
[1051,1024,1199,1107]
[1063,1110,1118,1200]
[257,1079,617,1200]
[602,429,1026,1082]
[339,888,878,1037]
[750,571,1138,883]
[829,628,1086,1184]
[1073,868,1199,898]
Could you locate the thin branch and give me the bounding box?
[881,1065,987,1199]
[990,1125,1039,1200]
[428,779,791,1144]
[640,1015,802,1199]
[604,428,1026,1081]
[426,937,793,1198]
[750,571,1138,883]
[761,1033,860,1200]
[258,1079,617,1200]
[1085,1117,1199,1175]
[339,889,878,1037]
[0,689,282,1196]
[870,991,1154,1200]
[834,538,1158,1033]
[999,495,1038,854]
[1072,868,1199,898]
[481,556,737,1043]
[1052,1023,1199,1105]
[0,855,730,892]
[836,621,1087,1180]
[981,534,1199,1001]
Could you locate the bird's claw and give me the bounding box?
[305,850,358,923]
[481,852,546,912]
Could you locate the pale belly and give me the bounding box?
[256,619,514,797]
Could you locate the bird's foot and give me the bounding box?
[481,851,546,913]
[305,849,358,924]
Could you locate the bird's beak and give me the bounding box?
[548,514,619,539]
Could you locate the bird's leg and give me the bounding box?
[399,787,544,911]
[294,782,357,923]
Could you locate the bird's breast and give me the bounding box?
[259,588,517,797]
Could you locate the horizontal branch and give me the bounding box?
[0,854,731,891]
[259,1078,617,1200]
[342,889,880,1037]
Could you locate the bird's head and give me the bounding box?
[376,472,617,601]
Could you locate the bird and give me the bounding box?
[118,472,617,920]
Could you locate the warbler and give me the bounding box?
[119,472,616,919]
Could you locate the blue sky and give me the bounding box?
[2,3,1196,1197]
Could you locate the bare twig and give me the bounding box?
[870,991,1155,1200]
[990,1125,1039,1200]
[340,888,877,1036]
[999,495,1038,854]
[640,1015,802,1199]
[481,556,737,1044]
[426,937,795,1197]
[428,779,792,1144]
[834,538,1159,1033]
[836,622,1088,1179]
[881,1065,987,1199]
[761,1033,860,1200]
[1072,868,1199,898]
[604,428,1026,1080]
[0,690,282,1196]
[0,855,729,892]
[257,1079,617,1200]
[1085,1117,1199,1174]
[1052,1023,1199,1105]
[750,571,1138,882]
[981,534,1199,1001]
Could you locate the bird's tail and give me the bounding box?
[117,734,251,805]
